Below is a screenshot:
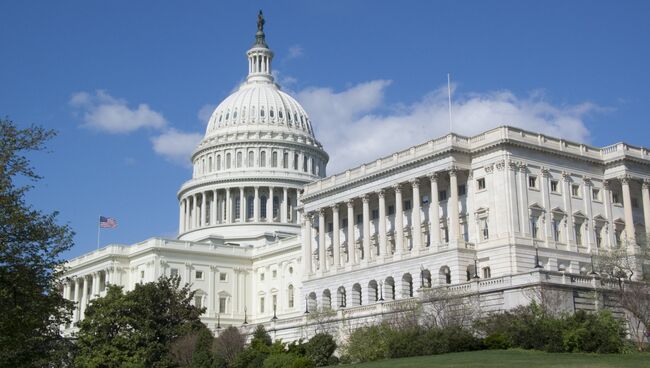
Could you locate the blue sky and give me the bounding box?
[1,1,649,258]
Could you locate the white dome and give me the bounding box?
[204,81,315,139]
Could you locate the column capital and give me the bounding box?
[410,178,420,187]
[376,189,386,198]
[484,163,495,174]
[346,199,354,208]
[254,186,259,191]
[318,208,326,217]
[642,179,650,190]
[392,183,402,193]
[561,171,572,182]
[495,159,506,171]
[603,179,610,190]
[540,167,550,177]
[507,160,518,171]
[582,176,593,186]
[619,175,632,185]
[448,166,458,176]
[361,194,370,203]
[330,203,340,211]
[429,172,439,182]
[517,162,527,172]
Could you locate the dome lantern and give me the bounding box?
[247,10,275,84]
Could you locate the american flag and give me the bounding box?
[99,216,118,229]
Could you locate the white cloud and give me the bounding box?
[69,90,167,134]
[297,81,600,174]
[197,104,216,125]
[151,129,202,166]
[287,45,303,60]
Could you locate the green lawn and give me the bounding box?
[342,349,649,368]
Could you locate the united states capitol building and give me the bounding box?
[62,15,650,340]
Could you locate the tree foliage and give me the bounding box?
[74,276,205,367]
[0,118,75,367]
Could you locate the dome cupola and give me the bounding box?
[177,11,329,244]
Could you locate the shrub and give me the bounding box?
[305,333,337,366]
[262,354,315,368]
[483,333,511,350]
[385,328,428,358]
[344,325,390,362]
[441,327,483,352]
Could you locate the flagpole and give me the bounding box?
[97,215,101,249]
[447,73,453,133]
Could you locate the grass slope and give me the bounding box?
[345,350,649,368]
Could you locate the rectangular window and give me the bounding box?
[482,267,491,279]
[372,209,379,220]
[477,178,486,190]
[341,219,347,228]
[140,270,145,279]
[443,226,449,243]
[575,224,582,245]
[388,205,395,215]
[458,185,466,196]
[632,198,639,208]
[272,270,277,279]
[328,222,333,232]
[170,268,179,277]
[195,270,204,280]
[592,188,600,201]
[438,190,447,201]
[595,229,602,248]
[404,200,411,210]
[550,180,559,193]
[528,176,537,188]
[219,272,227,281]
[613,193,620,204]
[552,219,560,241]
[235,198,241,219]
[356,214,362,224]
[530,217,538,239]
[482,220,489,240]
[219,297,227,313]
[260,273,265,281]
[571,184,580,197]
[260,297,265,313]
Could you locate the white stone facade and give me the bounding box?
[61,19,650,340]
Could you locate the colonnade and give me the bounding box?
[62,268,116,324]
[303,169,464,276]
[179,186,299,233]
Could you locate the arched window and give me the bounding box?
[260,151,266,167]
[401,273,413,298]
[352,283,362,306]
[384,277,395,300]
[337,286,346,308]
[226,153,231,169]
[279,109,283,119]
[273,196,279,218]
[440,266,451,284]
[288,285,294,308]
[368,280,378,302]
[272,151,278,167]
[260,195,267,219]
[269,108,274,118]
[236,152,242,168]
[248,151,254,167]
[201,158,205,174]
[322,289,332,310]
[216,155,222,171]
[308,292,317,312]
[421,269,432,288]
[247,195,254,219]
[260,109,265,118]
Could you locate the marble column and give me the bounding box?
[362,194,371,262]
[411,178,423,250]
[429,173,441,247]
[303,214,313,276]
[332,204,341,268]
[603,180,615,248]
[225,188,232,224]
[240,187,246,223]
[80,275,88,320]
[562,172,575,247]
[318,209,326,272]
[642,180,650,242]
[266,187,274,222]
[378,189,387,256]
[449,168,460,246]
[201,192,207,227]
[583,177,594,251]
[621,176,636,244]
[212,189,218,225]
[179,199,184,233]
[346,200,355,264]
[282,187,288,223]
[193,194,199,228]
[540,169,552,247]
[72,279,80,321]
[394,184,404,255]
[254,187,260,222]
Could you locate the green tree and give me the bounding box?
[74,276,205,367]
[0,118,75,367]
